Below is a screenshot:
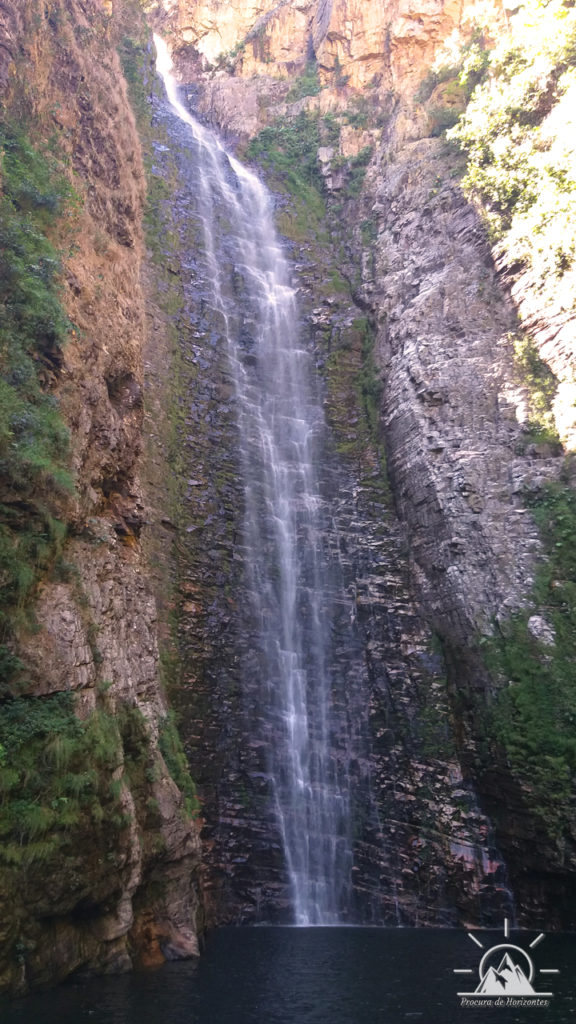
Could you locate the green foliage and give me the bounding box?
[0,125,73,481]
[333,54,350,90]
[246,113,326,239]
[322,113,342,148]
[341,95,374,130]
[287,62,322,101]
[215,39,247,70]
[355,317,383,438]
[159,711,199,817]
[416,30,491,142]
[246,111,323,193]
[0,122,75,687]
[485,481,576,834]
[428,105,461,137]
[416,64,460,104]
[514,334,557,416]
[512,332,560,445]
[458,37,492,95]
[448,0,576,295]
[118,34,150,125]
[246,111,373,224]
[416,30,490,106]
[360,219,377,246]
[0,694,128,865]
[345,146,373,198]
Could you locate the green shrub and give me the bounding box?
[246,111,324,193]
[333,54,350,90]
[246,112,327,240]
[287,62,322,101]
[322,112,342,148]
[512,332,560,444]
[428,105,461,137]
[118,34,150,124]
[416,31,490,106]
[416,64,459,103]
[0,694,127,864]
[356,317,382,437]
[346,145,373,198]
[448,0,576,291]
[485,482,576,835]
[159,711,199,817]
[0,122,75,688]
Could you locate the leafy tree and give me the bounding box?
[448,0,576,302]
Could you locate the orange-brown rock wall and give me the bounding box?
[0,0,201,996]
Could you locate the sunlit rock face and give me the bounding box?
[154,0,507,99]
[185,0,312,70]
[148,0,512,166]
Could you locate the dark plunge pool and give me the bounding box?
[2,927,575,1024]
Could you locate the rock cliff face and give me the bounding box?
[149,0,576,929]
[2,0,575,995]
[156,0,508,96]
[367,130,576,927]
[0,0,201,996]
[142,90,515,929]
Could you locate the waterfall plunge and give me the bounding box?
[155,35,353,926]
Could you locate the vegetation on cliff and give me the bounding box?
[0,693,134,867]
[411,0,576,839]
[159,712,199,817]
[485,480,576,833]
[245,111,372,238]
[245,111,326,233]
[246,109,387,501]
[425,0,576,837]
[0,122,75,693]
[0,3,203,991]
[286,61,322,101]
[447,0,576,306]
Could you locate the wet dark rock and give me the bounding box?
[144,93,519,930]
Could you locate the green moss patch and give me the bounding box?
[246,111,324,196]
[0,694,130,867]
[286,62,322,102]
[484,481,576,835]
[0,122,75,691]
[512,332,560,446]
[159,711,200,818]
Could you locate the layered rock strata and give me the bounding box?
[149,0,576,927]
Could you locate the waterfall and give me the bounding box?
[155,36,353,926]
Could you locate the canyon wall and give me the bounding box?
[149,0,576,929]
[0,0,201,996]
[146,97,515,927]
[1,0,575,995]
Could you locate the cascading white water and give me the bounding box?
[155,36,352,925]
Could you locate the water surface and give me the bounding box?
[3,927,574,1024]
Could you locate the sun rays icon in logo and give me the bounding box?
[454,919,559,998]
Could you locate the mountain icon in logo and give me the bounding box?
[454,920,559,1000]
[475,952,536,995]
